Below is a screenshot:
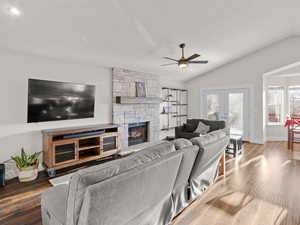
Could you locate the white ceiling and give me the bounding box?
[1,0,300,81]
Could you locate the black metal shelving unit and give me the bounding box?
[160,87,188,132]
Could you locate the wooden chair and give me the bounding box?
[288,115,300,151]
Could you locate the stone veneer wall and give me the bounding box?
[112,68,160,149]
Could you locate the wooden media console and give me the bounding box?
[42,124,119,176]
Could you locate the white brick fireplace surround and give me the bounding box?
[112,68,160,150]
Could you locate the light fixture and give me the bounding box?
[178,61,188,68]
[7,6,21,17]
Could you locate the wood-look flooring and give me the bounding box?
[173,142,300,225]
[1,142,300,225]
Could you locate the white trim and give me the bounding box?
[264,61,300,77]
[250,138,265,144]
[266,136,287,141]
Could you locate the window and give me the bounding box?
[288,86,300,117]
[206,94,220,120]
[267,86,284,124]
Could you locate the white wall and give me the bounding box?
[0,48,185,179]
[0,49,112,175]
[186,36,300,144]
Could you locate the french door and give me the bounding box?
[201,88,250,140]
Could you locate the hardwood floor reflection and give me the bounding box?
[173,142,300,225]
[1,142,300,225]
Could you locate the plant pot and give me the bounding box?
[17,161,39,182]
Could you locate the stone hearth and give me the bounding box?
[112,68,160,150]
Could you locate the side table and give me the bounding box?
[226,134,243,157]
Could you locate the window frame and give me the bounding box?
[267,86,285,125]
[288,86,300,117]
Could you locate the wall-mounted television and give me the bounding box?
[27,79,95,123]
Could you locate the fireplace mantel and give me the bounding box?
[116,96,161,104]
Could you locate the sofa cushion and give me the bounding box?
[186,120,199,132]
[171,144,200,217]
[189,130,229,200]
[171,138,193,150]
[183,123,196,132]
[190,130,228,178]
[194,121,210,135]
[66,141,175,225]
[41,184,68,225]
[77,151,183,225]
[191,130,227,147]
[200,119,226,132]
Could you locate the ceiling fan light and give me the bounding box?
[179,62,188,68]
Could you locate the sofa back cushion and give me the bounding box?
[170,139,200,188]
[77,151,183,225]
[190,130,229,179]
[66,141,175,225]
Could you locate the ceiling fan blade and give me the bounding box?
[160,63,177,66]
[189,60,208,64]
[186,54,200,61]
[163,57,178,62]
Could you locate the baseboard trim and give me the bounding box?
[267,136,287,141]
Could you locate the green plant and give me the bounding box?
[11,148,41,169]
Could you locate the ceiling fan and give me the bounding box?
[161,43,208,68]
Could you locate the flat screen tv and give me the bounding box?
[27,79,95,123]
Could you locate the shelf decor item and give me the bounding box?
[136,82,146,97]
[11,148,41,182]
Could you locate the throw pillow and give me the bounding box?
[194,121,210,135]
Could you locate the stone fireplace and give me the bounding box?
[112,68,160,150]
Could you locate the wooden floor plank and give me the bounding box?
[1,142,300,225]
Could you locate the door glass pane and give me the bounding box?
[228,93,243,135]
[267,87,284,123]
[206,94,220,120]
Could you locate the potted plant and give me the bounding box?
[11,148,41,182]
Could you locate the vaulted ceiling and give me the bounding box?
[1,0,300,81]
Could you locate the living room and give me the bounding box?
[1,1,300,225]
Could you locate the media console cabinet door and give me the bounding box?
[100,133,119,157]
[52,139,78,166]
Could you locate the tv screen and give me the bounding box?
[27,79,95,123]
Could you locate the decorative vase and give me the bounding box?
[17,161,39,182]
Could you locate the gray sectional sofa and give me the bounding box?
[41,130,229,225]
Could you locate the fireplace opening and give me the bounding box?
[128,122,149,146]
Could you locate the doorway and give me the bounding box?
[201,88,250,140]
